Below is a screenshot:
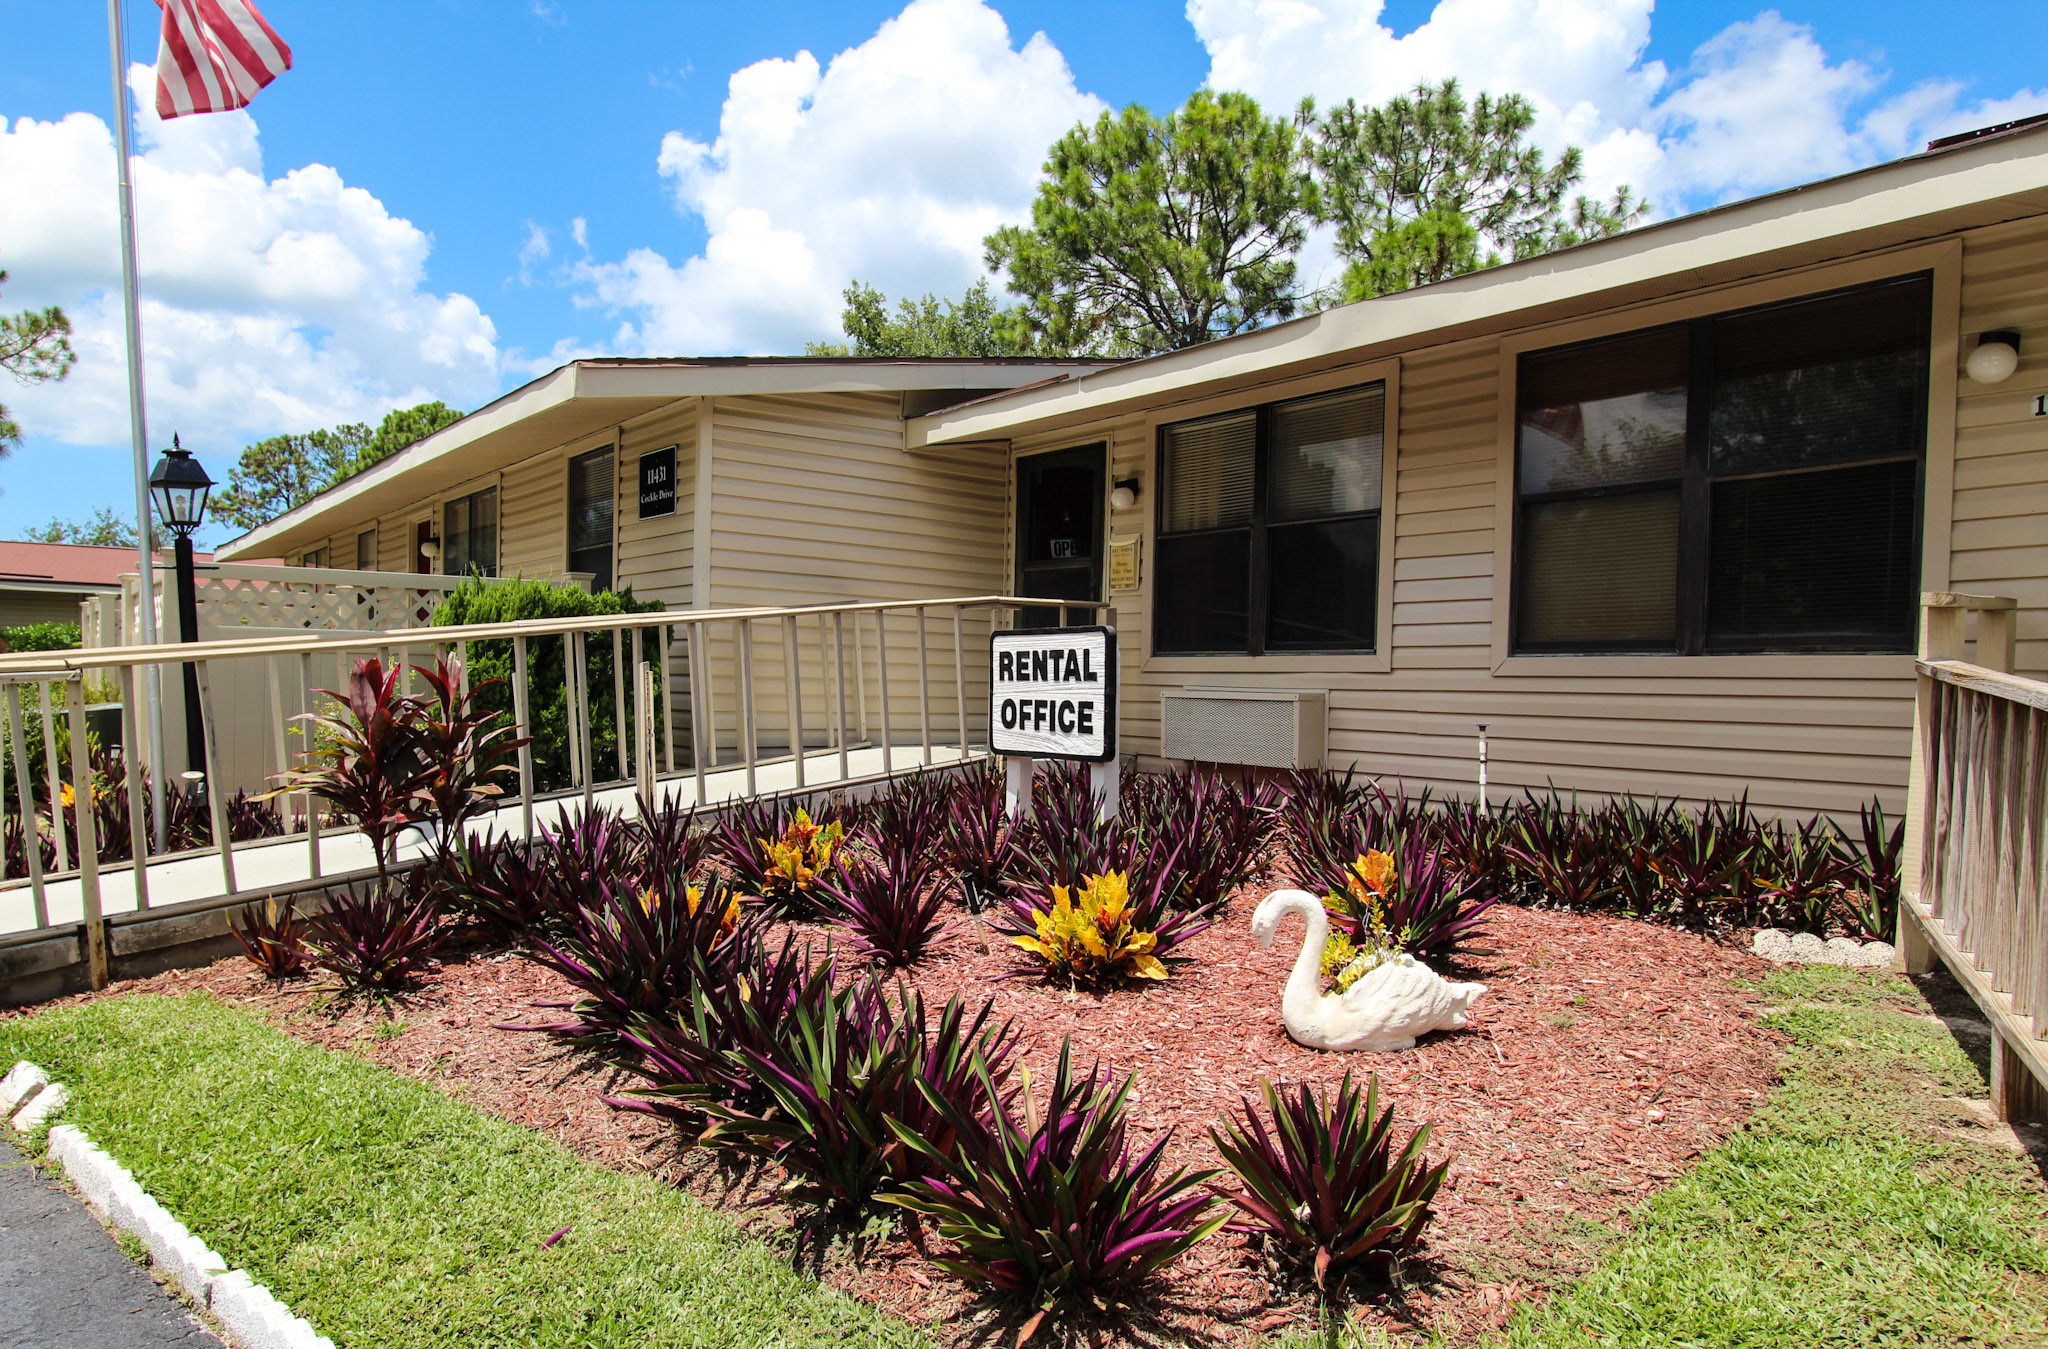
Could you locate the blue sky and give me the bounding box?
[1,0,2043,547]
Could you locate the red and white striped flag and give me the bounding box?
[151,0,293,120]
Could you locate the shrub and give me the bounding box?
[940,762,1017,914]
[1755,816,1851,934]
[694,978,1018,1218]
[524,873,756,1053]
[709,795,850,917]
[886,1038,1224,1324]
[1503,789,1617,913]
[1838,800,1904,941]
[613,929,832,1127]
[437,832,550,938]
[1210,1072,1447,1289]
[1277,767,1392,890]
[1010,870,1174,986]
[1125,763,1276,912]
[865,769,954,870]
[0,621,79,653]
[304,872,442,992]
[824,848,949,966]
[429,574,664,793]
[1320,832,1495,959]
[271,657,436,882]
[1650,800,1759,927]
[230,896,310,980]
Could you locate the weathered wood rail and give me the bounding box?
[1902,591,2048,1121]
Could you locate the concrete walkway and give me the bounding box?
[0,1136,220,1348]
[0,741,976,938]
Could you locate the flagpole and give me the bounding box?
[107,0,169,851]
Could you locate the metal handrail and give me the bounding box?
[0,591,1113,985]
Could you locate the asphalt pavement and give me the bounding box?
[0,1135,221,1348]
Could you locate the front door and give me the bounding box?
[1015,444,1105,628]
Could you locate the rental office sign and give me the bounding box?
[989,626,1117,762]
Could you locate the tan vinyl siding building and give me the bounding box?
[907,120,2048,818]
[219,119,2048,819]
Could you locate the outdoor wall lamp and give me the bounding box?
[1109,477,1142,511]
[1966,330,2022,384]
[418,535,442,562]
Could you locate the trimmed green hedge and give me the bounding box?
[1,621,81,652]
[430,575,664,794]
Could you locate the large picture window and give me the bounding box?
[1156,382,1383,655]
[443,486,498,578]
[1513,274,1930,655]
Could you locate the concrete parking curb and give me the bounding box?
[8,1061,334,1349]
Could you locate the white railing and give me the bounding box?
[0,592,1109,985]
[81,561,595,646]
[1902,591,2048,1122]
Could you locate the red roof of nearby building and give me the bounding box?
[0,540,215,589]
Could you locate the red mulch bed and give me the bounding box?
[27,884,1781,1345]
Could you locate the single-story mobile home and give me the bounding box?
[220,115,2048,816]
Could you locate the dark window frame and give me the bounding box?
[1511,273,1931,657]
[442,485,499,579]
[567,445,616,593]
[1154,381,1385,657]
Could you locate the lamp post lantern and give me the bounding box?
[148,435,212,785]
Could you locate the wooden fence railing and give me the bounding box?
[1903,591,2048,1122]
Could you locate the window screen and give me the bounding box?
[1513,274,1929,655]
[1156,382,1383,655]
[356,529,377,571]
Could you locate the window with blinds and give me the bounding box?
[443,486,498,579]
[1156,382,1384,655]
[1513,273,1930,654]
[568,447,615,592]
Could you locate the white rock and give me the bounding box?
[1787,931,1830,962]
[0,1061,48,1114]
[1752,927,1898,968]
[1751,929,1796,962]
[11,1081,67,1132]
[1251,889,1487,1053]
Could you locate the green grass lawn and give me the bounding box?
[1464,966,2040,1349]
[1490,966,2048,1349]
[8,968,2045,1349]
[1,991,925,1349]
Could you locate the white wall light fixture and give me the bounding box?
[1109,477,1141,511]
[1966,329,2022,385]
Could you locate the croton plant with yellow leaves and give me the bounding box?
[1006,862,1213,988]
[1316,835,1494,977]
[757,808,844,911]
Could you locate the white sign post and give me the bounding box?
[990,625,1119,822]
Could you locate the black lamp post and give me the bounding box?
[148,435,212,782]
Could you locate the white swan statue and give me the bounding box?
[1252,888,1489,1052]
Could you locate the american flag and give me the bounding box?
[152,0,293,120]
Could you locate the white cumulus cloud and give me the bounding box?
[566,0,1106,356]
[1186,0,2045,219]
[0,65,500,453]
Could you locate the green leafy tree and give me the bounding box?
[804,279,1050,357]
[985,89,1316,356]
[213,401,465,532]
[1307,79,1646,301]
[23,506,161,550]
[0,269,76,455]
